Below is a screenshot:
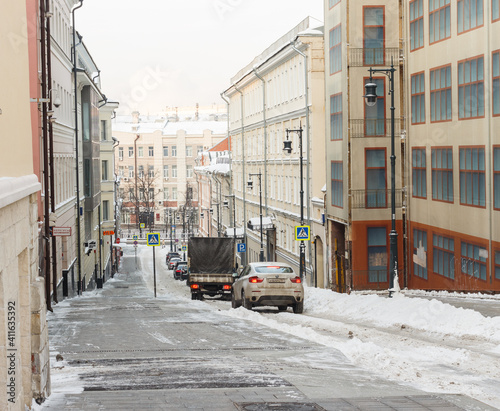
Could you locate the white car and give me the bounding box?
[231,262,304,313]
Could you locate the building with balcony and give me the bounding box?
[222,17,327,284]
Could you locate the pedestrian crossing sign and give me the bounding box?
[133,235,138,240]
[147,233,160,246]
[295,226,310,241]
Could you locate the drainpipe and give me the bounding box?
[112,137,119,274]
[252,67,269,259]
[234,84,246,265]
[40,0,53,311]
[290,39,312,281]
[134,134,140,233]
[72,0,84,295]
[213,173,222,235]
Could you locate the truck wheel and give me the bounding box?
[293,301,303,314]
[242,291,252,310]
[191,292,198,300]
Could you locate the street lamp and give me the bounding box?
[363,62,398,295]
[284,126,305,280]
[248,171,264,262]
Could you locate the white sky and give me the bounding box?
[77,0,324,114]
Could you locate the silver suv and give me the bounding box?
[231,262,304,313]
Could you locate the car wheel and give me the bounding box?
[278,305,287,311]
[242,291,252,310]
[293,301,303,314]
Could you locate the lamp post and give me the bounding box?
[248,171,264,262]
[363,62,398,295]
[224,194,236,242]
[284,126,305,280]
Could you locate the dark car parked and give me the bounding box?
[174,264,189,281]
[166,252,180,264]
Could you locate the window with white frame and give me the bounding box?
[138,146,143,157]
[172,146,177,156]
[186,146,192,157]
[172,187,178,200]
[186,165,193,178]
[163,165,169,178]
[172,165,177,178]
[149,146,154,156]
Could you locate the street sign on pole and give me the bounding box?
[295,226,310,241]
[146,233,160,298]
[140,223,145,229]
[237,243,246,253]
[133,235,138,240]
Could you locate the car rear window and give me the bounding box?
[255,266,293,273]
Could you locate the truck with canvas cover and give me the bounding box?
[187,237,235,300]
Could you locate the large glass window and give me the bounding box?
[458,56,484,119]
[368,227,388,282]
[330,93,342,140]
[429,0,451,43]
[430,65,452,122]
[413,229,428,279]
[494,0,500,21]
[494,147,500,209]
[366,149,387,208]
[460,147,485,207]
[458,0,484,33]
[411,72,426,124]
[461,242,487,280]
[431,148,454,202]
[410,0,424,50]
[363,7,385,65]
[331,161,343,208]
[493,51,500,116]
[329,25,342,74]
[365,78,385,136]
[495,250,500,280]
[412,148,427,198]
[433,234,455,279]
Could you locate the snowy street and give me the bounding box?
[37,244,499,410]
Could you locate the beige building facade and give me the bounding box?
[223,17,327,286]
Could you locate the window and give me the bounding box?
[118,166,124,177]
[366,149,387,208]
[149,146,154,157]
[494,0,500,21]
[458,0,483,33]
[329,0,340,7]
[330,93,342,140]
[410,0,424,50]
[187,165,193,178]
[172,165,177,178]
[459,147,485,207]
[461,242,487,280]
[363,7,385,65]
[172,187,178,200]
[119,147,123,161]
[433,234,455,279]
[495,250,500,280]
[411,72,425,124]
[430,65,452,122]
[128,188,134,201]
[493,51,500,116]
[84,159,91,197]
[458,56,485,119]
[364,77,385,136]
[101,160,108,181]
[172,145,177,156]
[138,165,144,178]
[368,227,388,282]
[163,146,169,156]
[412,148,427,198]
[148,165,154,178]
[432,148,453,202]
[164,188,169,200]
[128,166,134,178]
[331,161,343,208]
[138,146,143,157]
[429,0,451,44]
[101,120,107,140]
[494,147,500,209]
[413,229,428,279]
[163,165,169,178]
[329,25,342,74]
[103,200,109,220]
[186,146,192,157]
[128,147,133,157]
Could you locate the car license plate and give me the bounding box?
[268,278,285,283]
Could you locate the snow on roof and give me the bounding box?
[112,120,227,136]
[248,217,274,230]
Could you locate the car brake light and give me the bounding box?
[223,284,231,290]
[191,284,200,289]
[249,276,264,283]
[290,276,301,283]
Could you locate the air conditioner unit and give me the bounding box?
[123,177,129,182]
[164,177,169,181]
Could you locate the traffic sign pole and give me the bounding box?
[147,233,161,298]
[153,246,156,298]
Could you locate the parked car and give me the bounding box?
[175,264,189,281]
[168,257,182,270]
[166,252,180,264]
[231,262,304,313]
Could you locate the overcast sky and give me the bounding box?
[77,0,323,114]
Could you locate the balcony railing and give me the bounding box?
[349,118,402,138]
[351,189,403,209]
[348,48,402,67]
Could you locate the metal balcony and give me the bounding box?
[351,189,403,209]
[348,48,402,67]
[349,118,402,138]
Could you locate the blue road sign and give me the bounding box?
[133,241,138,246]
[182,245,187,251]
[237,243,246,253]
[147,233,160,246]
[295,226,310,241]
[133,235,138,240]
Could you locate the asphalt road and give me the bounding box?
[39,246,496,410]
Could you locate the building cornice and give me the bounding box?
[0,175,41,209]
